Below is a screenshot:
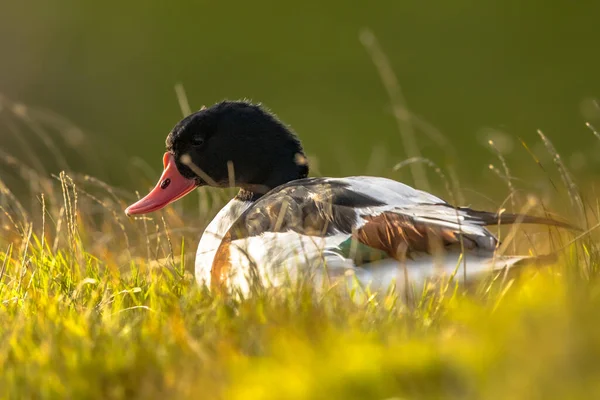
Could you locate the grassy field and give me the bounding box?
[1,100,600,399]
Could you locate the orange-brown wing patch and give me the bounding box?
[211,229,262,292]
[210,232,232,292]
[354,212,479,261]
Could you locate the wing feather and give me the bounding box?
[217,176,573,271]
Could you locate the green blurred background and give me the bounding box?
[1,0,599,196]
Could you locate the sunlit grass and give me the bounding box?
[1,217,599,399]
[1,95,600,399]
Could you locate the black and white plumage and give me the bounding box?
[125,100,572,294]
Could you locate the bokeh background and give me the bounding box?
[1,0,599,200]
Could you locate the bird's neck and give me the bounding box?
[235,156,309,202]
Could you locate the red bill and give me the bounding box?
[125,152,197,215]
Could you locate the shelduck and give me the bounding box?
[125,101,571,294]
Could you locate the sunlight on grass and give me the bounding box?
[1,96,600,399]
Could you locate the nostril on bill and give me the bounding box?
[160,178,171,190]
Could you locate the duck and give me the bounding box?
[125,100,572,295]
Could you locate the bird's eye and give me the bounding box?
[192,137,205,147]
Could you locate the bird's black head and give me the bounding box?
[126,100,309,215]
[167,100,309,189]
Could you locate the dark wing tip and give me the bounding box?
[459,208,581,231]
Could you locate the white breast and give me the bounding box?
[224,231,352,293]
[214,230,529,296]
[195,198,251,286]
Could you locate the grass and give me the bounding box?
[2,95,600,399]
